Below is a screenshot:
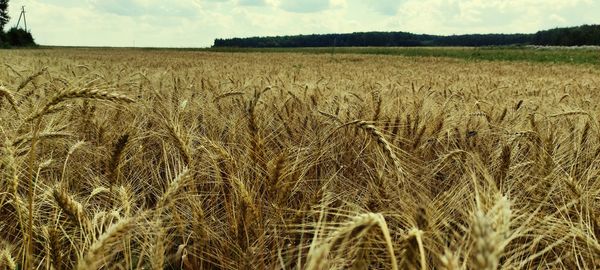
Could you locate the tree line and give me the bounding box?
[0,0,36,48]
[213,25,600,48]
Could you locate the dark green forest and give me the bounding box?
[213,24,600,48]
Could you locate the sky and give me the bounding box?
[4,0,600,47]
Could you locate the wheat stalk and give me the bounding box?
[401,229,427,270]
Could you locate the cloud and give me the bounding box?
[277,0,330,13]
[89,0,202,17]
[393,0,600,34]
[90,0,143,16]
[367,0,402,16]
[40,0,88,8]
[238,0,266,6]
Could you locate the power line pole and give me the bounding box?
[23,6,27,31]
[16,6,27,31]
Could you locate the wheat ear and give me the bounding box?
[77,217,136,270]
[0,248,17,270]
[1,143,19,196]
[0,85,19,113]
[108,134,129,189]
[401,229,427,270]
[307,213,398,270]
[53,188,89,228]
[27,87,134,121]
[17,67,47,91]
[155,168,190,212]
[439,250,460,270]
[471,196,511,270]
[352,120,404,175]
[165,122,192,166]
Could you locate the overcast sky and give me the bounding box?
[5,0,600,47]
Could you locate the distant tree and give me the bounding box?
[532,25,600,46]
[0,31,6,47]
[212,31,532,48]
[213,24,600,48]
[0,0,9,32]
[6,27,35,46]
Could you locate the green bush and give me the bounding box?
[4,27,35,47]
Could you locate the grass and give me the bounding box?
[39,45,600,65]
[205,46,600,65]
[0,48,600,269]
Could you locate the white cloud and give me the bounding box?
[276,0,330,13]
[366,0,402,16]
[89,0,203,17]
[238,0,266,6]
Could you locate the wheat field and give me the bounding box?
[0,49,599,269]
